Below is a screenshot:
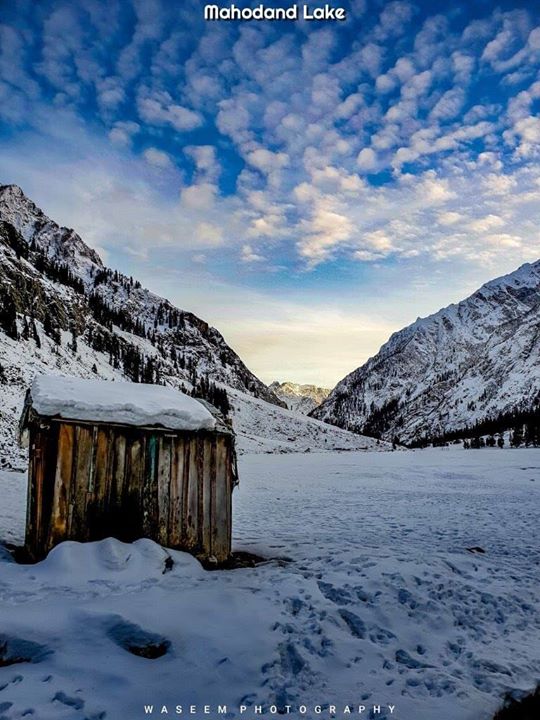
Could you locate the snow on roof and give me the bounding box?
[30,375,216,432]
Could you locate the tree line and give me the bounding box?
[410,404,540,449]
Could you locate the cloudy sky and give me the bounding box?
[1,0,540,386]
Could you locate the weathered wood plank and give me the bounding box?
[47,423,74,552]
[40,423,59,555]
[142,434,159,538]
[196,436,205,552]
[201,437,213,557]
[209,437,217,558]
[70,425,94,540]
[213,436,231,562]
[180,437,191,547]
[168,437,184,547]
[25,427,45,558]
[91,427,112,538]
[111,432,127,509]
[125,433,145,539]
[185,436,199,550]
[157,435,172,546]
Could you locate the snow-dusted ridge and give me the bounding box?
[312,259,540,443]
[228,387,386,454]
[0,184,382,464]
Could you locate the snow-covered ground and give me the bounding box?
[0,448,539,720]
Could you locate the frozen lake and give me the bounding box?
[0,448,538,720]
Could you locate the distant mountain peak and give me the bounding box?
[269,381,330,415]
[0,183,104,269]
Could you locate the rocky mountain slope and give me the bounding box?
[0,184,281,401]
[0,185,384,465]
[268,381,329,414]
[312,260,540,444]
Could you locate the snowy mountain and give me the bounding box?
[312,260,540,444]
[268,381,329,414]
[0,185,383,465]
[227,387,384,453]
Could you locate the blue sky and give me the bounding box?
[1,0,540,385]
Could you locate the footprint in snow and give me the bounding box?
[317,581,352,605]
[52,691,84,710]
[368,625,396,646]
[338,609,366,639]
[395,649,432,669]
[354,588,374,604]
[397,588,418,608]
[0,635,52,667]
[286,597,305,616]
[279,642,306,676]
[103,616,171,659]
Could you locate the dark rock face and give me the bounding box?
[493,686,540,720]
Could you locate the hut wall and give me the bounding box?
[25,420,235,562]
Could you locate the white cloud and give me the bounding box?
[298,198,354,265]
[180,182,217,210]
[241,244,264,263]
[452,51,475,83]
[482,173,516,194]
[109,121,140,147]
[374,2,416,41]
[528,26,540,50]
[506,116,540,158]
[375,73,396,94]
[430,88,466,121]
[168,104,203,131]
[137,90,203,132]
[485,233,522,248]
[143,147,173,168]
[246,148,289,174]
[357,147,377,171]
[184,145,221,183]
[438,211,462,226]
[195,222,224,247]
[468,214,505,233]
[357,229,396,259]
[96,77,126,114]
[392,121,495,168]
[481,11,533,73]
[216,96,253,146]
[417,173,457,205]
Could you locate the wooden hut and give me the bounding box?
[20,375,238,563]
